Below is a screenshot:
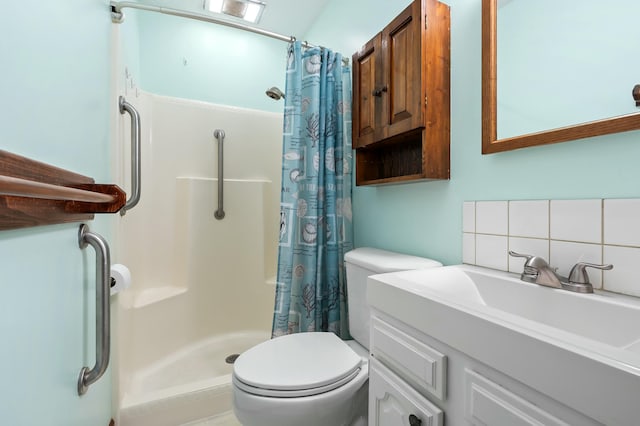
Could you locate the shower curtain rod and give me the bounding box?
[110,1,349,64]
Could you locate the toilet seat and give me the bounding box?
[234,368,361,397]
[233,332,362,398]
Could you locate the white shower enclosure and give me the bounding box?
[114,92,281,425]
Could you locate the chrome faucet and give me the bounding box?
[508,251,613,294]
[509,251,565,288]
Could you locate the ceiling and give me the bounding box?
[129,0,331,39]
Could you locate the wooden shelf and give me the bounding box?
[0,150,126,230]
[355,128,449,186]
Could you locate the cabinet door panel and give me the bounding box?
[465,369,571,426]
[352,35,381,148]
[371,316,447,401]
[382,0,423,139]
[370,358,443,426]
[389,21,411,122]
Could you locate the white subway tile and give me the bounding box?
[604,199,640,247]
[476,201,508,235]
[509,200,549,239]
[603,245,640,297]
[508,237,549,273]
[550,240,603,288]
[476,234,508,271]
[463,202,476,233]
[550,199,602,244]
[463,233,475,264]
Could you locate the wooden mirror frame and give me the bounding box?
[481,0,640,154]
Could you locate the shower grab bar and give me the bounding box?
[77,224,111,396]
[214,129,225,220]
[119,96,141,216]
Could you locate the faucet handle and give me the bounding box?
[568,262,613,285]
[509,251,552,283]
[508,250,533,260]
[508,250,550,269]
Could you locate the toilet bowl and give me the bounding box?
[233,334,369,426]
[232,248,442,426]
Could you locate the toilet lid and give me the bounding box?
[233,332,362,395]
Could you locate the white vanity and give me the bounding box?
[367,265,640,425]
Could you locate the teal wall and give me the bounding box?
[305,0,640,265]
[497,0,640,139]
[130,11,286,113]
[0,1,113,424]
[119,9,143,91]
[127,0,640,267]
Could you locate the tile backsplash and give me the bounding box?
[462,199,640,298]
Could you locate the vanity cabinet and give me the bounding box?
[368,311,602,426]
[352,0,450,185]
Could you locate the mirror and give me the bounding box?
[482,0,640,154]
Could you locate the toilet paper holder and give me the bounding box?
[110,263,131,295]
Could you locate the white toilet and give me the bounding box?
[232,247,442,426]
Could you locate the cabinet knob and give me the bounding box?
[372,86,388,97]
[408,414,422,426]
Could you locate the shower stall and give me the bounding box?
[107,2,338,423]
[114,92,282,425]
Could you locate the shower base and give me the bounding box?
[119,331,269,426]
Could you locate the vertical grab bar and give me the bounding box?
[77,224,111,396]
[119,96,141,216]
[214,129,225,220]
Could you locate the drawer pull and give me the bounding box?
[409,414,422,425]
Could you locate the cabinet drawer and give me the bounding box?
[371,316,446,401]
[465,369,568,426]
[370,358,443,426]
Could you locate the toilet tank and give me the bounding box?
[344,247,442,349]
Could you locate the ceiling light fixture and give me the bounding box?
[205,0,266,24]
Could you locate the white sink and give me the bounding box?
[382,265,640,350]
[368,264,640,424]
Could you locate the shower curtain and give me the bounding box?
[272,41,353,339]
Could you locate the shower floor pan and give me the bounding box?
[120,331,269,426]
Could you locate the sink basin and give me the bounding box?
[380,265,640,350]
[367,264,640,424]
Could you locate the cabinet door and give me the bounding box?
[352,34,383,148]
[465,369,573,426]
[369,358,443,426]
[380,0,424,140]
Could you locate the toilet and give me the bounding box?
[232,247,442,426]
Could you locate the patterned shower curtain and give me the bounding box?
[272,41,354,339]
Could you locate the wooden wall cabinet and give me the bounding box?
[352,0,450,185]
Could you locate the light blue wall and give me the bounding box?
[127,0,640,266]
[131,11,286,113]
[497,0,640,138]
[0,1,113,424]
[305,0,640,265]
[119,9,143,90]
